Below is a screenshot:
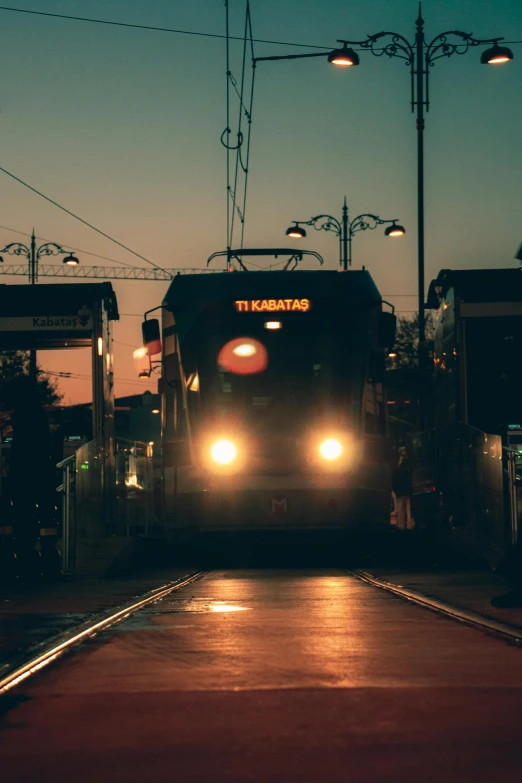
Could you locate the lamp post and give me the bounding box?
[0,229,79,376]
[254,5,513,376]
[285,197,405,270]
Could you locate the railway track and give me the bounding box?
[3,568,522,782]
[2,566,522,698]
[348,569,522,645]
[0,570,205,695]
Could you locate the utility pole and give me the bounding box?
[342,198,349,271]
[29,230,37,378]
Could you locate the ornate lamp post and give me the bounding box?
[0,230,79,375]
[333,9,513,371]
[285,197,405,270]
[254,6,513,376]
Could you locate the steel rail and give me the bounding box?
[0,571,206,696]
[348,569,522,644]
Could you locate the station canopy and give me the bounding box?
[0,282,119,350]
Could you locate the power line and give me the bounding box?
[0,5,331,49]
[0,224,138,268]
[225,0,256,258]
[0,166,165,272]
[114,340,138,349]
[47,369,153,386]
[1,6,520,49]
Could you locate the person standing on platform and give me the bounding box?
[392,445,414,531]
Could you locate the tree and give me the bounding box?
[0,351,62,414]
[389,311,437,369]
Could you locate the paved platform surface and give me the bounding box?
[1,557,519,666]
[0,569,192,663]
[366,565,522,629]
[2,569,522,782]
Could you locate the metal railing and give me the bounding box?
[503,443,522,548]
[56,453,76,574]
[115,438,154,535]
[455,424,505,554]
[55,438,155,574]
[432,422,522,562]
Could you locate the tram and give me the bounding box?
[142,252,396,535]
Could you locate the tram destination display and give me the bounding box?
[234,298,311,313]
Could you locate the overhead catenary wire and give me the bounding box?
[225,1,231,258]
[239,4,255,253]
[114,340,139,348]
[0,166,166,274]
[228,4,244,251]
[46,369,154,387]
[1,5,520,48]
[224,1,256,263]
[0,4,331,49]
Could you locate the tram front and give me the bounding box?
[148,269,395,534]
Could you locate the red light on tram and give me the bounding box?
[218,337,268,375]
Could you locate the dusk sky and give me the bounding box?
[0,0,520,403]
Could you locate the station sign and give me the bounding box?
[0,311,93,331]
[234,298,311,313]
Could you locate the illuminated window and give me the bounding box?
[187,372,200,392]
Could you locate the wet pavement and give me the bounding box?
[365,566,522,629]
[0,569,192,664]
[2,569,522,781]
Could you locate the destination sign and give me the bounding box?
[234,298,311,313]
[0,313,93,331]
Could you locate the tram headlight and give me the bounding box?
[210,439,238,465]
[319,438,343,461]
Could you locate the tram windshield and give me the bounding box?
[188,317,370,436]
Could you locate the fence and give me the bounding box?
[56,437,154,573]
[396,424,520,557]
[456,425,505,556]
[56,453,75,574]
[114,438,154,536]
[432,423,522,563]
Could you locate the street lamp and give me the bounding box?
[333,9,513,370]
[63,254,79,266]
[285,224,307,239]
[327,46,360,66]
[254,7,512,372]
[285,197,405,270]
[0,229,80,375]
[480,42,514,64]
